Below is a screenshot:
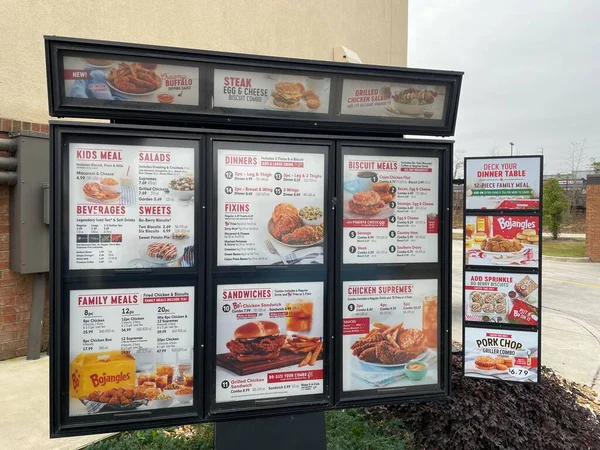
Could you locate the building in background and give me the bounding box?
[0,0,409,360]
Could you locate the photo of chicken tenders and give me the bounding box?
[267,202,324,247]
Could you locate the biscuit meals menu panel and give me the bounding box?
[215,281,324,404]
[216,144,326,266]
[342,153,439,264]
[342,279,439,393]
[68,286,195,416]
[69,143,195,270]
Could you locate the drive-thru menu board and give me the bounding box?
[69,286,195,416]
[464,327,539,382]
[69,143,195,270]
[215,282,324,403]
[465,157,541,210]
[213,69,331,114]
[342,279,438,392]
[216,145,326,266]
[464,271,539,326]
[342,154,438,264]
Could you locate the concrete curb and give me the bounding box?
[542,255,591,263]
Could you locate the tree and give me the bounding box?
[566,139,587,176]
[591,158,600,173]
[489,145,500,157]
[543,178,570,240]
[453,149,465,179]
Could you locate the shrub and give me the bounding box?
[543,178,569,239]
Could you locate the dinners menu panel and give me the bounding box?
[213,69,331,114]
[215,281,324,403]
[68,286,195,416]
[216,145,326,266]
[69,143,195,270]
[342,279,438,392]
[63,54,200,106]
[342,153,439,264]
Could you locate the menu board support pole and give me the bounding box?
[214,412,326,450]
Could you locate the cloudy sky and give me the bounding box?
[408,0,600,175]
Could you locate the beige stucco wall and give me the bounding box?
[0,0,408,124]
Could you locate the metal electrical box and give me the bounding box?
[9,132,50,274]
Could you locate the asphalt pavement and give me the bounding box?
[452,240,600,391]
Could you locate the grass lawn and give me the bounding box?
[87,409,409,450]
[542,238,586,257]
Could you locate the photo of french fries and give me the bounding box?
[282,334,323,367]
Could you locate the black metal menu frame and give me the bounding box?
[46,35,463,439]
[45,36,463,137]
[461,155,543,383]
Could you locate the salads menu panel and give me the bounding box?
[342,279,439,393]
[464,327,539,383]
[464,215,539,268]
[465,157,541,210]
[340,79,446,121]
[215,281,324,404]
[69,142,195,270]
[213,69,331,114]
[63,54,200,106]
[69,286,195,416]
[465,271,539,326]
[216,143,326,266]
[342,153,439,264]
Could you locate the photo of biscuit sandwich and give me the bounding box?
[271,82,305,109]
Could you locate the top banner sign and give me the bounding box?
[465,157,542,210]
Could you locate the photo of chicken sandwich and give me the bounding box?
[226,321,286,362]
[347,190,386,216]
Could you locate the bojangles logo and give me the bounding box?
[89,371,131,388]
[496,217,536,231]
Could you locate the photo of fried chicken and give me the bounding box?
[82,386,151,410]
[371,182,396,204]
[106,62,162,94]
[83,182,120,201]
[480,235,523,253]
[269,203,323,246]
[347,190,386,216]
[351,322,429,365]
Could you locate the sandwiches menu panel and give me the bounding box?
[216,143,326,266]
[341,279,439,393]
[213,69,331,114]
[465,157,541,210]
[215,281,324,404]
[69,142,196,270]
[342,152,439,264]
[69,286,195,416]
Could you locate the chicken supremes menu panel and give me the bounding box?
[215,142,326,266]
[342,152,439,264]
[69,142,195,270]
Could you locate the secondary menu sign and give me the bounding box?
[215,281,324,404]
[69,142,195,270]
[216,144,326,266]
[465,157,541,210]
[342,153,439,264]
[69,286,195,416]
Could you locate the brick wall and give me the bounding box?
[586,176,600,262]
[0,118,49,360]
